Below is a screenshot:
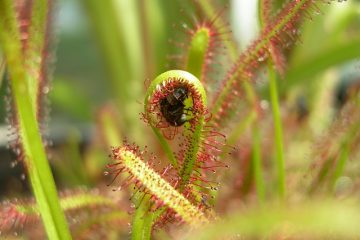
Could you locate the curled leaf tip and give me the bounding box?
[143,70,207,139]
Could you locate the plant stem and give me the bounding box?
[268,60,286,199]
[132,197,166,240]
[131,196,149,240]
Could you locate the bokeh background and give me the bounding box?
[1,0,360,238]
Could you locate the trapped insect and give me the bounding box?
[160,86,190,126]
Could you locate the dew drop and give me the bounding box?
[257,56,265,62]
[10,161,17,168]
[42,86,50,94]
[15,148,21,155]
[20,173,26,180]
[260,100,269,110]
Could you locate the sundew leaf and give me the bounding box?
[110,146,209,227]
[0,1,71,239]
[211,0,335,127]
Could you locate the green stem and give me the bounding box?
[131,196,149,240]
[142,207,165,240]
[132,198,165,240]
[258,0,268,28]
[0,1,71,239]
[268,60,286,199]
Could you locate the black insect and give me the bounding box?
[160,86,189,126]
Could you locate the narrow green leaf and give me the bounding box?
[268,60,286,199]
[0,1,71,239]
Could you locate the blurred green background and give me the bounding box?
[1,0,360,239]
[0,0,360,203]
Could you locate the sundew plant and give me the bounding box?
[1,0,360,239]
